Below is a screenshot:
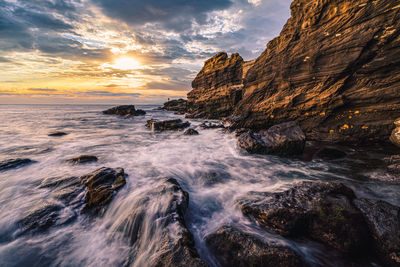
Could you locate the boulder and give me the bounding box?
[103,105,146,116]
[205,226,305,267]
[355,199,400,266]
[111,178,206,266]
[237,121,305,155]
[390,118,400,147]
[157,99,188,114]
[80,167,126,213]
[183,128,199,135]
[238,181,371,255]
[199,121,224,129]
[146,119,190,131]
[0,158,35,172]
[48,131,68,137]
[68,155,98,164]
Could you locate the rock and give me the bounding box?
[314,147,347,160]
[48,131,67,137]
[0,158,35,171]
[183,128,199,135]
[80,167,126,213]
[68,155,98,164]
[111,178,206,266]
[390,118,400,147]
[187,52,252,119]
[194,170,231,186]
[157,99,188,114]
[187,0,400,143]
[146,119,190,131]
[384,155,400,165]
[205,226,305,267]
[199,121,224,129]
[238,181,371,255]
[355,199,400,266]
[103,105,146,116]
[237,121,305,155]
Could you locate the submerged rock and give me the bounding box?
[103,105,146,116]
[112,178,206,267]
[80,167,126,213]
[146,119,190,132]
[157,99,188,114]
[238,181,370,255]
[199,121,224,129]
[0,158,35,171]
[183,128,199,135]
[205,226,305,267]
[68,155,98,164]
[355,198,400,266]
[237,121,305,155]
[313,147,347,160]
[390,118,400,147]
[48,131,67,137]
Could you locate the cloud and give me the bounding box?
[28,88,59,92]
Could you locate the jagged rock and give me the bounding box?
[238,181,371,255]
[48,131,68,137]
[0,158,35,171]
[183,128,199,135]
[187,0,400,143]
[111,178,206,267]
[146,119,190,131]
[157,99,188,114]
[237,121,305,155]
[390,118,400,147]
[80,167,126,213]
[103,105,146,116]
[199,121,224,129]
[187,52,252,119]
[381,155,400,182]
[205,226,305,267]
[67,155,98,164]
[355,199,400,266]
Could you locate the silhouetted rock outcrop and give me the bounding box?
[187,0,400,143]
[103,105,146,116]
[48,131,68,137]
[205,226,305,267]
[157,99,188,114]
[67,155,98,164]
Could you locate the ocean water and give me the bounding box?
[0,104,399,267]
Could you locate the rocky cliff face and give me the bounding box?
[187,0,400,143]
[187,52,252,119]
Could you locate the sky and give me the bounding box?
[0,0,292,105]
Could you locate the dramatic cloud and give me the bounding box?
[0,0,292,104]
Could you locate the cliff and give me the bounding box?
[187,0,400,143]
[187,52,253,118]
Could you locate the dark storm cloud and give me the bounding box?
[95,0,233,31]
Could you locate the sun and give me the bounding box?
[112,57,141,70]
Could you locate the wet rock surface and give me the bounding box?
[390,118,400,147]
[157,99,188,114]
[114,178,206,267]
[103,105,146,116]
[183,128,199,135]
[238,181,371,255]
[355,198,400,266]
[146,119,190,132]
[199,121,224,129]
[48,131,68,137]
[237,121,305,155]
[187,0,400,143]
[67,155,98,164]
[205,226,305,267]
[0,158,35,172]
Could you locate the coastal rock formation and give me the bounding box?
[238,181,371,255]
[390,118,400,147]
[48,131,68,137]
[205,226,305,267]
[157,99,188,114]
[103,105,146,116]
[355,198,400,266]
[0,158,35,172]
[67,155,98,164]
[187,0,400,143]
[146,119,190,131]
[111,178,206,267]
[187,52,253,119]
[183,128,199,135]
[237,121,305,155]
